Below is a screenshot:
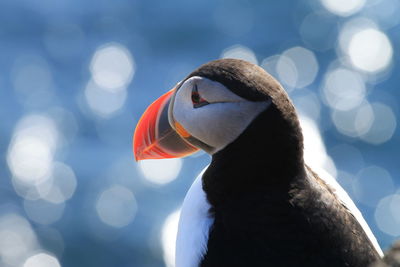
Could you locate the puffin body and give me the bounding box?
[133,59,382,266]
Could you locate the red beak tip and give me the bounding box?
[132,88,199,161]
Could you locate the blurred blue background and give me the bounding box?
[0,0,399,266]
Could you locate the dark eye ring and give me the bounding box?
[191,84,209,108]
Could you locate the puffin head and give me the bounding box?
[134,58,303,171]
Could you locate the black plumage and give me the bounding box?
[182,59,381,267]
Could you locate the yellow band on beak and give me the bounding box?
[174,122,191,138]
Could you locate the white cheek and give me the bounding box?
[172,83,268,153]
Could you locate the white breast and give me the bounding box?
[308,166,383,257]
[175,167,214,267]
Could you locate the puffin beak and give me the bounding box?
[133,88,199,161]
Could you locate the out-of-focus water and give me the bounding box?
[0,0,399,266]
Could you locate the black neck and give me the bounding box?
[202,104,305,207]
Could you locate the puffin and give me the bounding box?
[133,59,383,267]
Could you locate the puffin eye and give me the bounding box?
[191,84,209,108]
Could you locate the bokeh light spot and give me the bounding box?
[338,17,378,54]
[90,43,135,91]
[43,162,78,204]
[96,185,137,228]
[161,209,180,267]
[24,199,65,225]
[321,0,366,16]
[8,136,53,185]
[139,158,183,185]
[331,101,374,138]
[348,28,393,73]
[23,252,61,267]
[359,102,397,144]
[7,114,58,187]
[276,55,298,90]
[280,47,319,88]
[261,55,281,82]
[322,67,366,111]
[375,194,400,236]
[353,165,394,207]
[0,213,39,266]
[221,45,258,65]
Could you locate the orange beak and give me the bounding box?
[133,89,199,161]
